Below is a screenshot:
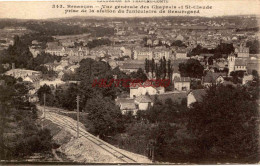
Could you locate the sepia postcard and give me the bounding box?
[0,0,259,165]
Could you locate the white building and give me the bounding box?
[130,81,165,98]
[5,69,41,80]
[135,95,153,111]
[174,77,191,91]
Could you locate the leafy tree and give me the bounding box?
[190,79,203,90]
[179,59,204,78]
[162,57,167,78]
[230,70,245,78]
[0,64,7,74]
[55,83,79,110]
[149,123,179,161]
[188,85,259,162]
[87,38,112,49]
[188,43,234,58]
[252,70,259,81]
[77,58,110,81]
[167,59,172,80]
[155,63,161,79]
[188,45,210,57]
[214,43,234,55]
[172,40,187,47]
[37,84,56,106]
[62,72,78,81]
[0,76,52,160]
[130,68,147,82]
[85,96,124,138]
[4,35,34,68]
[0,75,16,86]
[208,56,214,65]
[230,70,246,84]
[12,83,30,109]
[145,58,150,73]
[151,58,155,75]
[246,40,259,54]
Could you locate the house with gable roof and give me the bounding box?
[187,89,206,108]
[115,98,138,115]
[202,72,224,87]
[135,95,153,111]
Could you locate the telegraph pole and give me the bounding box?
[42,93,46,130]
[43,93,46,119]
[152,145,155,162]
[76,95,80,138]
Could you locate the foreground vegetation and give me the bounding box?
[0,75,53,160]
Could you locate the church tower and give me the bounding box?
[228,54,235,75]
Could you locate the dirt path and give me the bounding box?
[37,105,151,164]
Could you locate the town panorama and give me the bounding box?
[0,15,259,164]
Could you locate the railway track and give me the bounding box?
[38,106,138,163]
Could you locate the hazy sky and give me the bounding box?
[0,0,259,19]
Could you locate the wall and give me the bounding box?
[187,93,196,108]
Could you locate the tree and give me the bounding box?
[252,70,259,81]
[77,58,110,81]
[145,58,150,73]
[0,76,52,160]
[56,83,79,110]
[0,75,16,86]
[155,63,161,79]
[208,56,214,65]
[179,59,204,78]
[130,68,147,82]
[246,40,259,54]
[151,58,155,75]
[12,83,30,109]
[230,70,246,84]
[167,59,172,80]
[162,57,167,78]
[85,96,124,138]
[87,38,112,49]
[0,64,7,74]
[214,43,234,55]
[188,85,259,162]
[5,35,34,69]
[172,40,187,47]
[37,84,56,106]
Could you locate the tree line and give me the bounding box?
[145,57,173,80]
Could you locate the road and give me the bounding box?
[37,105,151,164]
